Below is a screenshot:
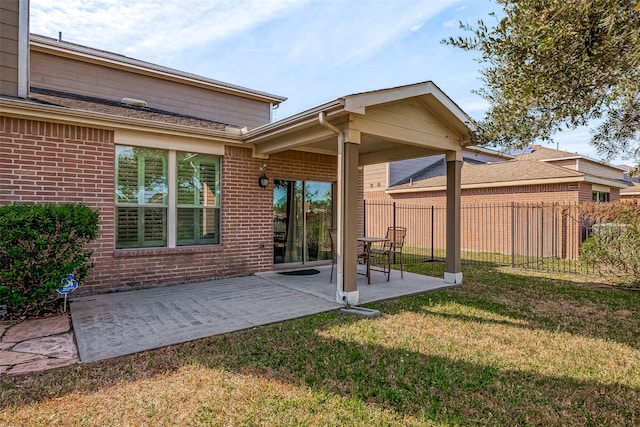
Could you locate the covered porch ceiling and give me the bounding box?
[244,81,475,164]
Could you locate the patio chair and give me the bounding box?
[370,226,406,280]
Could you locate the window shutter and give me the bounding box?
[116,156,138,203]
[117,207,139,247]
[143,156,167,204]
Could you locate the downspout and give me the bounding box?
[319,112,346,302]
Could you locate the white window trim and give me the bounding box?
[115,138,222,249]
[115,130,225,156]
[167,151,177,248]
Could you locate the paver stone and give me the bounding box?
[1,315,69,342]
[0,350,46,365]
[12,332,78,359]
[7,357,76,375]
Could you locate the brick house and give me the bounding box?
[362,145,628,263]
[365,145,628,205]
[1,0,474,303]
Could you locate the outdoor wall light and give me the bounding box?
[258,173,269,188]
[258,164,269,188]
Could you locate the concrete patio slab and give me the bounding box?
[70,266,457,363]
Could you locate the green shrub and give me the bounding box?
[580,209,640,287]
[0,204,99,318]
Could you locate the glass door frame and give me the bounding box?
[273,179,334,266]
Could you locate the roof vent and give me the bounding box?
[120,97,148,108]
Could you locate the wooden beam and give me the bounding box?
[358,145,440,166]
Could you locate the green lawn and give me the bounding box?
[1,263,639,426]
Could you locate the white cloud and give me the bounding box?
[28,0,494,119]
[442,19,458,28]
[30,0,309,59]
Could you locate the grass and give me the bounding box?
[1,263,639,426]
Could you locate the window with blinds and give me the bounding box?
[115,146,168,248]
[114,146,221,249]
[177,152,220,245]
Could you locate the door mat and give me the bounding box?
[278,269,320,276]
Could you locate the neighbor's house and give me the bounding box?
[365,145,628,206]
[0,0,474,303]
[362,145,629,262]
[617,165,640,202]
[621,182,640,202]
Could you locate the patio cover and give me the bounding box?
[245,81,475,305]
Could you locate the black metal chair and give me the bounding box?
[370,226,407,280]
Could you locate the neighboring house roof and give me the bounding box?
[393,156,485,187]
[621,182,640,196]
[515,145,581,161]
[30,88,232,131]
[388,159,628,193]
[516,144,626,172]
[30,34,287,105]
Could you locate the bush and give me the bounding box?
[0,204,99,318]
[579,203,640,287]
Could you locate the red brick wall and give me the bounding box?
[96,146,336,292]
[0,116,116,292]
[1,116,337,294]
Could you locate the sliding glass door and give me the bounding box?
[273,180,333,264]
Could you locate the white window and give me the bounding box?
[115,145,221,249]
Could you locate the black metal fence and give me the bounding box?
[364,200,590,273]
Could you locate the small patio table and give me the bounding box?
[357,236,389,284]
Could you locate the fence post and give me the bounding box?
[431,205,434,261]
[392,201,397,264]
[511,202,515,268]
[363,199,367,237]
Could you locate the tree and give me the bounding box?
[446,0,640,163]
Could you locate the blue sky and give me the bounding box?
[29,0,609,162]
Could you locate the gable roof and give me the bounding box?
[388,159,628,193]
[244,81,474,164]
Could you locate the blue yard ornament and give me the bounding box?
[57,274,78,311]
